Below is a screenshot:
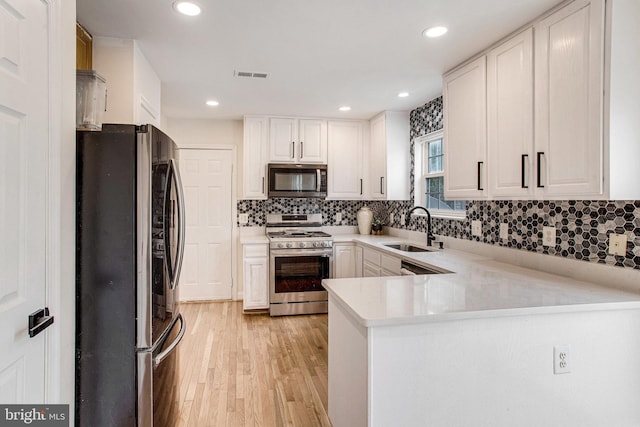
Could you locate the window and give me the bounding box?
[414,131,466,218]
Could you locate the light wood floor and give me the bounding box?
[174,301,331,427]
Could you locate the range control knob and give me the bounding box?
[299,242,306,248]
[313,242,320,247]
[277,242,285,248]
[286,242,293,248]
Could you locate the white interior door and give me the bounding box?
[179,149,233,301]
[0,0,50,403]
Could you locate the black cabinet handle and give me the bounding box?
[300,141,304,159]
[477,162,484,191]
[29,308,54,338]
[537,152,545,188]
[262,177,265,193]
[360,179,363,195]
[521,154,529,188]
[380,177,384,195]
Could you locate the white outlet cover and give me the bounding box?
[542,226,556,247]
[389,213,394,223]
[499,223,509,240]
[239,213,249,224]
[400,214,406,224]
[472,220,482,237]
[336,212,343,223]
[608,233,627,256]
[554,345,571,375]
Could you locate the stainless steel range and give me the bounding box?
[266,213,333,316]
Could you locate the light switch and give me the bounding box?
[499,223,509,240]
[608,233,627,256]
[471,220,482,237]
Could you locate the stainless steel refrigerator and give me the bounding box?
[76,124,186,426]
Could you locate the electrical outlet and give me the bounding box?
[542,226,556,247]
[471,220,482,237]
[400,214,406,224]
[389,213,395,223]
[499,223,509,240]
[554,346,571,375]
[608,233,627,256]
[239,213,249,224]
[335,212,342,223]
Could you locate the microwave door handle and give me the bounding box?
[170,158,186,290]
[316,169,321,192]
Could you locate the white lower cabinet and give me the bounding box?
[242,243,269,310]
[362,247,401,277]
[334,243,363,279]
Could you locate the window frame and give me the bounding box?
[414,130,467,220]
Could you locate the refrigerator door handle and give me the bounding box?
[170,158,186,290]
[153,313,186,367]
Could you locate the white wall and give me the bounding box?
[369,309,640,427]
[48,0,76,417]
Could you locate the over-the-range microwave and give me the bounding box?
[267,163,327,198]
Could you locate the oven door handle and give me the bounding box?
[270,248,333,257]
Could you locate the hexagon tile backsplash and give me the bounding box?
[237,198,640,271]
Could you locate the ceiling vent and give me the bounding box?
[234,70,269,79]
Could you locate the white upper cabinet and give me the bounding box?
[534,0,604,198]
[269,118,327,164]
[369,111,410,200]
[442,0,630,200]
[443,56,487,199]
[242,117,268,199]
[327,120,366,199]
[487,28,534,198]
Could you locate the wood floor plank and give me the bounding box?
[173,301,330,426]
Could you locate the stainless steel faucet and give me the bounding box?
[406,206,436,247]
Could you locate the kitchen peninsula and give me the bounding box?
[323,243,640,427]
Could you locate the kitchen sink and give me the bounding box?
[383,243,436,253]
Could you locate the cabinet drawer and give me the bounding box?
[363,248,381,265]
[380,254,401,275]
[243,244,268,258]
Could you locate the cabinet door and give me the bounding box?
[487,28,534,198]
[243,244,269,310]
[269,118,298,162]
[334,244,356,279]
[299,119,327,164]
[369,113,387,199]
[242,117,268,199]
[444,56,487,199]
[327,121,364,199]
[534,0,604,197]
[243,256,268,310]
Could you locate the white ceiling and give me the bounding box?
[76,0,564,121]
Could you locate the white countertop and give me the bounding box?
[323,235,640,327]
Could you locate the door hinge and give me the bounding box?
[28,307,54,338]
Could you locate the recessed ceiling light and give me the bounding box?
[206,100,219,107]
[398,92,409,98]
[173,1,201,16]
[423,26,448,38]
[339,106,351,112]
